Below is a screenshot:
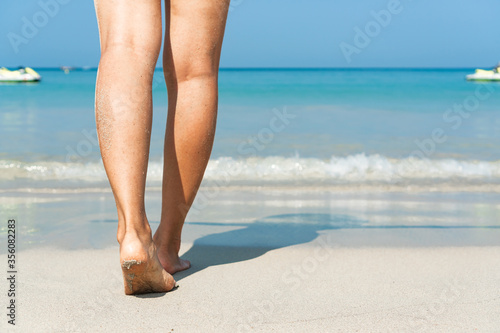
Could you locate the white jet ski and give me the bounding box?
[0,67,41,82]
[466,64,500,81]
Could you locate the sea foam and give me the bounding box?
[1,154,499,188]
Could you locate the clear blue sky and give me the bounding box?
[2,0,500,68]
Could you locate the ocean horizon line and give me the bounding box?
[6,66,489,71]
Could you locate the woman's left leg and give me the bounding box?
[153,0,230,273]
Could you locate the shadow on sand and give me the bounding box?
[96,213,500,298]
[173,212,500,282]
[174,213,365,281]
[135,213,363,298]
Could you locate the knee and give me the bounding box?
[101,37,161,69]
[164,57,219,86]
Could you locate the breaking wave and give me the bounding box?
[2,154,500,189]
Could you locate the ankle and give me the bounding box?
[153,232,181,253]
[117,219,152,245]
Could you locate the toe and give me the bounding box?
[163,271,177,291]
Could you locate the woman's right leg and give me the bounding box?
[94,0,175,295]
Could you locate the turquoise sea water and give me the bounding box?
[1,68,500,188]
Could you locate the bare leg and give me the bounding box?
[153,0,230,273]
[94,0,175,294]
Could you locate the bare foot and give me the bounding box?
[120,233,176,295]
[153,234,191,274]
[156,248,191,275]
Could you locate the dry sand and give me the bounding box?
[2,235,500,332]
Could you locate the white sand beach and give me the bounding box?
[1,243,499,332]
[1,187,500,332]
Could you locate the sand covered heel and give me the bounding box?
[121,259,150,295]
[119,238,177,295]
[120,256,176,295]
[122,259,142,269]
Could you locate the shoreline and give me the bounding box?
[4,181,500,194]
[1,186,499,253]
